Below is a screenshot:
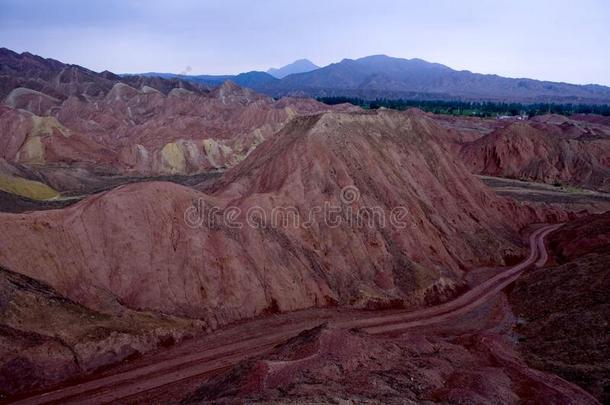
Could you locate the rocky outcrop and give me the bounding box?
[460,117,610,192]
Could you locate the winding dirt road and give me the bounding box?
[11,224,561,405]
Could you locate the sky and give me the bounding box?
[1,0,609,85]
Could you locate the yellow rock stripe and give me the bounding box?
[0,174,59,200]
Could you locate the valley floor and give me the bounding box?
[479,175,610,213]
[4,172,609,215]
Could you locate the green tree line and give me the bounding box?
[317,97,610,117]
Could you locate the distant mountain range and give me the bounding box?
[137,55,610,104]
[2,47,609,105]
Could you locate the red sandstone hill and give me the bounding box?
[459,116,610,192]
[0,110,566,327]
[0,83,345,185]
[1,48,355,193]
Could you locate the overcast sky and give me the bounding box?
[1,0,609,85]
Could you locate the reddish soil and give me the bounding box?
[459,116,610,192]
[509,212,610,403]
[7,224,597,404]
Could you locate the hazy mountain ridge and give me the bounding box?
[136,54,610,104]
[267,58,319,78]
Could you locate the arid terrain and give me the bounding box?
[459,115,610,192]
[0,48,608,404]
[510,213,610,403]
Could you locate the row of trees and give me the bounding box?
[317,97,610,117]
